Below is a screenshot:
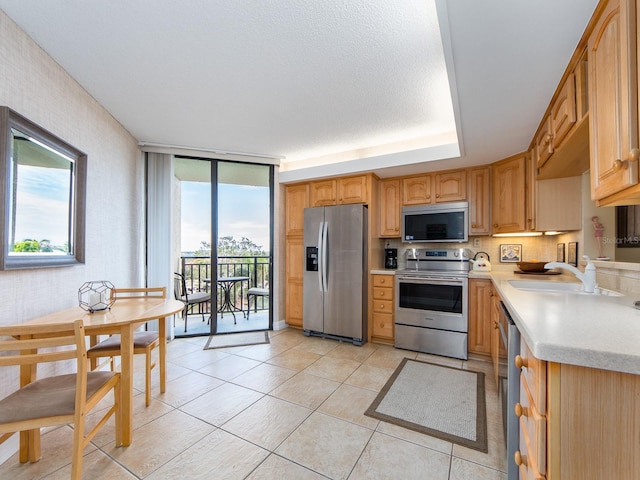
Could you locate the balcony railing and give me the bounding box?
[179,255,270,313]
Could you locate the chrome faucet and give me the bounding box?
[544,255,597,293]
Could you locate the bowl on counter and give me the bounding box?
[516,261,549,273]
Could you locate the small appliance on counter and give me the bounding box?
[470,251,491,272]
[384,248,398,269]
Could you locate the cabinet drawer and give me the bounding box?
[517,415,546,480]
[372,275,394,287]
[373,299,393,314]
[372,312,394,339]
[373,286,393,301]
[519,373,546,475]
[517,339,547,413]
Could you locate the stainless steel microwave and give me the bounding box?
[401,202,469,243]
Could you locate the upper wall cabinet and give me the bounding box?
[492,153,527,234]
[588,0,640,204]
[402,170,466,206]
[309,175,371,207]
[535,50,590,180]
[0,107,86,270]
[309,179,337,206]
[379,179,401,237]
[285,183,309,236]
[402,174,432,205]
[468,167,491,235]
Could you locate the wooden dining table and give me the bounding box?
[18,297,184,458]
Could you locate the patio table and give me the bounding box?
[217,276,249,323]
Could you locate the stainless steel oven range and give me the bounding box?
[394,248,471,360]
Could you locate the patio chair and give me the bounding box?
[87,286,166,407]
[246,287,269,319]
[0,320,122,479]
[174,272,211,332]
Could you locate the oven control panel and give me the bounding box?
[403,248,472,272]
[405,248,472,260]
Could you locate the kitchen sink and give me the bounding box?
[507,280,623,296]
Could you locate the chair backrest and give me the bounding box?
[0,319,87,401]
[111,286,167,300]
[173,272,188,302]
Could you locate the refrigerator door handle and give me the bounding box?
[321,220,329,292]
[317,221,324,292]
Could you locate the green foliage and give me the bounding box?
[12,238,68,253]
[13,239,40,252]
[195,237,266,256]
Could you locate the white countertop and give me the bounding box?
[477,270,640,375]
[370,269,396,275]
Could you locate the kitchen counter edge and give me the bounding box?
[483,270,640,375]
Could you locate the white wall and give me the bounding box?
[0,11,144,462]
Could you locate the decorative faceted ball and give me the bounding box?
[78,280,115,312]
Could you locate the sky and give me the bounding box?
[12,164,71,248]
[180,181,270,253]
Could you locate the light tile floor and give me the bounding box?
[0,328,507,479]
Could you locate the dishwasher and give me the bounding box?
[498,301,520,480]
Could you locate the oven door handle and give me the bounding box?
[396,276,465,285]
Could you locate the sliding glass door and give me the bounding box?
[174,157,273,337]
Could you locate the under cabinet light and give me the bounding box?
[492,232,543,238]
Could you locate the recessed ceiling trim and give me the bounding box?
[139,141,283,165]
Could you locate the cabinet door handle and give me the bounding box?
[471,223,477,228]
[515,355,528,369]
[435,193,440,198]
[493,223,498,228]
[514,451,528,467]
[514,403,529,417]
[613,148,640,171]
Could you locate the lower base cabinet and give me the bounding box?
[371,274,394,344]
[516,342,640,479]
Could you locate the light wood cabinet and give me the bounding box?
[536,73,578,172]
[338,175,369,204]
[515,338,547,479]
[492,153,527,233]
[402,170,466,206]
[551,72,577,149]
[379,179,401,237]
[514,340,640,480]
[309,179,337,206]
[537,50,590,181]
[434,170,466,202]
[285,236,304,327]
[402,175,432,205]
[534,116,554,170]
[371,274,394,343]
[589,0,640,203]
[468,279,492,356]
[285,184,309,328]
[309,175,372,206]
[489,286,505,390]
[468,167,491,235]
[285,184,309,236]
[536,176,582,231]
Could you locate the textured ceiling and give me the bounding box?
[0,0,598,181]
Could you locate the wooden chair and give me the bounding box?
[246,287,269,319]
[174,272,211,332]
[0,320,121,479]
[87,286,165,407]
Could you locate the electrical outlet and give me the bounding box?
[473,238,481,248]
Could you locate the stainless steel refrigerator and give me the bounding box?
[303,204,368,345]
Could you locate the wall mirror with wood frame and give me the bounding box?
[0,107,86,269]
